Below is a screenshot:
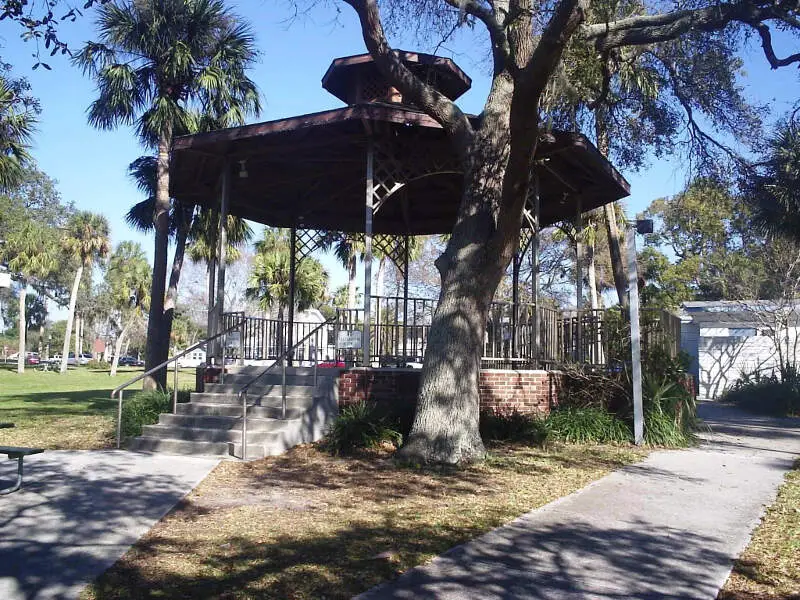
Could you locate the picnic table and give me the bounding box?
[0,446,44,495]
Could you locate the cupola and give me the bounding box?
[321,50,472,106]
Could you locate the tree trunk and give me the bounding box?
[17,284,25,374]
[595,112,629,309]
[588,243,599,311]
[74,313,80,359]
[162,206,191,364]
[399,150,518,464]
[376,256,386,298]
[60,265,83,373]
[110,320,131,378]
[347,256,357,309]
[144,126,173,390]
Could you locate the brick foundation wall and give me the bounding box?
[338,368,563,415]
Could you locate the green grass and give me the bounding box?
[0,366,196,449]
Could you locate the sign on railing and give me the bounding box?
[337,330,362,349]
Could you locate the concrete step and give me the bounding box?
[226,365,329,377]
[214,373,317,387]
[159,412,303,430]
[176,403,309,418]
[141,424,285,444]
[128,437,231,457]
[196,385,315,400]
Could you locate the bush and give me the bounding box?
[121,390,171,438]
[480,408,550,445]
[323,402,403,455]
[85,359,105,370]
[722,368,800,417]
[546,407,630,444]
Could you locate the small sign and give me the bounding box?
[336,330,362,349]
[0,272,10,289]
[227,331,241,347]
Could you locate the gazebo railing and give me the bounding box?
[223,298,681,369]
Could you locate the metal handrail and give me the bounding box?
[111,318,246,449]
[237,317,335,461]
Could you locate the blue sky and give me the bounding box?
[2,1,799,300]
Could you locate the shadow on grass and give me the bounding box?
[0,390,117,418]
[85,512,732,600]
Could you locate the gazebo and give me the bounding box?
[169,51,631,369]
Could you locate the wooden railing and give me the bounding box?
[224,298,681,369]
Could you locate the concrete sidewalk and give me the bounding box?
[0,450,219,600]
[358,402,800,600]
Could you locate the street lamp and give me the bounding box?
[626,218,653,446]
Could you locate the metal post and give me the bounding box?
[627,226,644,445]
[363,141,374,367]
[116,390,123,449]
[173,359,178,414]
[575,195,583,362]
[206,250,217,365]
[512,252,520,359]
[215,159,230,366]
[220,331,226,385]
[241,391,248,461]
[533,173,541,362]
[239,317,245,366]
[403,234,409,363]
[281,357,287,420]
[288,227,297,364]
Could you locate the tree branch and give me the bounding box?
[581,0,800,52]
[754,22,800,68]
[441,0,511,74]
[342,0,474,150]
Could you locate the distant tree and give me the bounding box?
[246,229,328,354]
[59,211,110,373]
[0,220,59,372]
[0,66,39,191]
[744,114,800,242]
[75,0,260,389]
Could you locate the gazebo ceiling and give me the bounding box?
[171,81,630,236]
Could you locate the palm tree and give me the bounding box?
[0,221,58,373]
[60,212,111,373]
[0,73,36,192]
[333,234,365,309]
[246,229,328,354]
[106,241,151,376]
[75,0,260,388]
[746,116,800,241]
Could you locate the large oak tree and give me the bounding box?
[335,0,800,463]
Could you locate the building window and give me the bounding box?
[729,328,756,338]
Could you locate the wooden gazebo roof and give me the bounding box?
[170,53,630,235]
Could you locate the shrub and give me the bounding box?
[722,368,800,417]
[323,402,403,455]
[121,390,171,438]
[640,376,697,446]
[480,408,550,445]
[86,359,105,370]
[546,407,630,444]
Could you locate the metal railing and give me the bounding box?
[110,318,246,449]
[236,317,334,461]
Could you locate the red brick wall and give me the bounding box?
[338,368,563,415]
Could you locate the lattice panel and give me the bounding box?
[373,234,408,279]
[294,229,336,264]
[518,228,534,259]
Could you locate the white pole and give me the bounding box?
[626,226,644,445]
[363,141,374,367]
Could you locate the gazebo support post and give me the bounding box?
[402,234,409,363]
[287,227,297,364]
[363,141,374,367]
[532,173,541,365]
[575,195,583,362]
[214,159,230,367]
[207,243,217,363]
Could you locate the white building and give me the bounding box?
[679,301,800,399]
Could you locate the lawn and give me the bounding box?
[719,459,800,600]
[82,442,648,600]
[0,366,196,449]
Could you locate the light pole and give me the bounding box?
[626,218,653,446]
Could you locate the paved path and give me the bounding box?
[358,402,800,600]
[0,450,219,600]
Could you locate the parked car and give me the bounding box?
[78,353,93,365]
[118,356,144,367]
[6,352,40,365]
[50,353,78,366]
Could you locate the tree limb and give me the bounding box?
[582,0,800,52]
[342,0,474,150]
[441,0,511,74]
[754,22,800,68]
